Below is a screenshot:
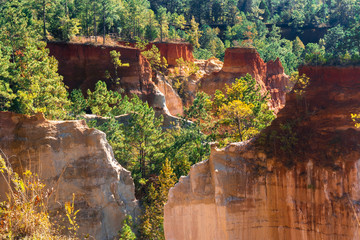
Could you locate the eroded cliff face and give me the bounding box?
[48,42,186,117]
[155,74,184,116]
[47,42,155,100]
[118,41,194,67]
[198,48,291,113]
[154,42,194,67]
[164,66,360,240]
[0,112,139,240]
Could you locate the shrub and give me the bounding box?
[0,156,78,239]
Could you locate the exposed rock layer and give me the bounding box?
[165,65,360,240]
[47,42,154,101]
[198,48,291,113]
[0,112,139,240]
[154,42,194,67]
[118,41,194,67]
[47,42,183,117]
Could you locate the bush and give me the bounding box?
[0,156,78,239]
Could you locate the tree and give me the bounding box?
[135,39,168,72]
[324,25,345,54]
[156,6,169,42]
[139,159,176,239]
[86,81,129,116]
[213,74,274,142]
[219,100,254,141]
[119,216,136,240]
[187,16,202,48]
[69,89,87,117]
[105,50,130,88]
[0,0,70,119]
[124,96,164,185]
[259,0,271,22]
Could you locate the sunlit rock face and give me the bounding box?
[154,42,194,67]
[198,48,291,113]
[164,65,360,240]
[0,112,139,240]
[154,73,184,116]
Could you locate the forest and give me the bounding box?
[0,0,360,239]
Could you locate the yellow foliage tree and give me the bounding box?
[219,100,254,141]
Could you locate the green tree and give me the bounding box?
[324,25,345,54]
[136,39,168,72]
[124,96,164,186]
[119,216,136,240]
[199,26,225,59]
[157,7,169,42]
[69,89,87,117]
[187,16,202,48]
[87,81,129,116]
[139,159,176,239]
[0,0,70,119]
[219,100,254,141]
[105,50,130,88]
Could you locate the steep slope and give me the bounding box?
[118,41,194,67]
[154,42,194,66]
[164,65,360,240]
[47,42,185,117]
[0,112,139,240]
[47,42,154,101]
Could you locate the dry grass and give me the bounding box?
[70,36,120,47]
[0,154,78,240]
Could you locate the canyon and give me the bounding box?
[164,65,360,240]
[2,41,357,240]
[47,42,290,116]
[0,112,139,240]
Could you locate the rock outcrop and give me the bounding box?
[118,41,194,67]
[164,65,360,240]
[195,57,224,77]
[198,48,291,113]
[154,74,184,116]
[47,41,184,118]
[47,42,154,100]
[0,112,139,240]
[154,42,194,67]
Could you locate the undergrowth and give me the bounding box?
[0,155,78,240]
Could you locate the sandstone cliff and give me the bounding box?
[164,65,360,240]
[198,48,291,113]
[47,42,184,117]
[118,41,194,67]
[0,112,139,240]
[47,42,154,101]
[154,42,194,67]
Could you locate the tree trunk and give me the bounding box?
[86,3,89,37]
[160,22,163,42]
[237,118,243,142]
[93,1,97,43]
[43,0,47,41]
[103,4,106,45]
[65,0,68,16]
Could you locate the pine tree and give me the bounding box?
[187,16,202,48]
[139,159,176,240]
[124,96,164,182]
[0,0,70,119]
